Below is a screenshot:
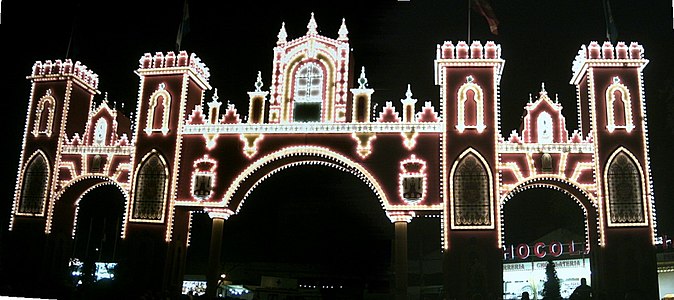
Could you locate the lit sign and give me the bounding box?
[503,241,583,260]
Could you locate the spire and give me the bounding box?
[540,82,547,96]
[338,18,349,41]
[254,71,263,92]
[307,12,318,35]
[277,22,287,45]
[357,66,368,89]
[211,88,220,102]
[405,84,413,100]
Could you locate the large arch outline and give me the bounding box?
[218,146,390,214]
[499,176,599,251]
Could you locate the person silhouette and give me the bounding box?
[521,291,530,300]
[570,278,592,299]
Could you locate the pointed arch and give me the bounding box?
[16,151,51,216]
[456,80,486,133]
[32,91,56,137]
[293,62,324,122]
[280,52,336,123]
[144,84,172,135]
[450,148,494,229]
[605,78,635,132]
[130,150,169,222]
[604,147,647,226]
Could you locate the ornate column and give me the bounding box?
[204,208,233,299]
[388,211,415,300]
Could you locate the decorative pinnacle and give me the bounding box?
[338,18,349,41]
[254,71,263,92]
[540,82,547,95]
[405,84,413,99]
[307,12,318,35]
[357,66,368,89]
[104,92,109,104]
[277,22,287,45]
[212,88,219,102]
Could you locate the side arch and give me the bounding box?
[50,175,129,236]
[603,146,648,227]
[218,146,390,214]
[499,176,599,251]
[449,148,495,229]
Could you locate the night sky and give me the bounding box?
[1,0,674,281]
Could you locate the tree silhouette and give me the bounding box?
[542,260,562,299]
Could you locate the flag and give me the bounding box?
[471,0,499,35]
[176,0,190,51]
[603,0,618,44]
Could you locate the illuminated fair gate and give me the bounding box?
[7,15,659,299]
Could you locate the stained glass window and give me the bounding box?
[132,154,167,220]
[453,154,491,226]
[607,152,644,224]
[19,154,49,214]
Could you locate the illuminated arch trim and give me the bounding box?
[144,84,172,135]
[220,146,390,212]
[603,147,649,227]
[605,78,635,132]
[128,150,170,223]
[456,79,486,133]
[448,148,494,230]
[32,90,55,137]
[499,178,598,253]
[66,181,129,238]
[13,150,51,218]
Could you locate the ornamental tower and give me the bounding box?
[571,41,658,298]
[126,51,211,293]
[435,40,504,299]
[10,59,100,284]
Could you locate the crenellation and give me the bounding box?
[438,40,501,60]
[30,58,99,89]
[137,51,211,83]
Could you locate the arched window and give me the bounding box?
[91,155,103,173]
[145,84,171,135]
[541,153,553,173]
[32,92,55,137]
[607,151,644,224]
[18,153,49,214]
[605,77,634,132]
[537,112,553,143]
[132,153,168,221]
[93,118,108,146]
[293,63,323,122]
[453,153,491,226]
[456,78,486,132]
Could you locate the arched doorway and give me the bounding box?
[501,185,595,299]
[70,184,125,287]
[187,165,395,299]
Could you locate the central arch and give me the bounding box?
[221,146,390,213]
[499,177,599,299]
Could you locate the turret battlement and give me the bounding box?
[571,41,647,85]
[138,51,211,85]
[29,59,99,90]
[437,40,501,60]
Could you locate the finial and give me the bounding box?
[254,71,263,92]
[540,82,547,95]
[104,92,109,104]
[555,93,559,103]
[357,66,368,89]
[212,88,220,102]
[529,93,533,103]
[405,84,413,99]
[277,22,287,45]
[338,18,349,41]
[307,12,318,35]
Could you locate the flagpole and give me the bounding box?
[467,0,471,42]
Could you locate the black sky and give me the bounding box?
[1,0,674,269]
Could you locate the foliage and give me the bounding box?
[542,260,562,300]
